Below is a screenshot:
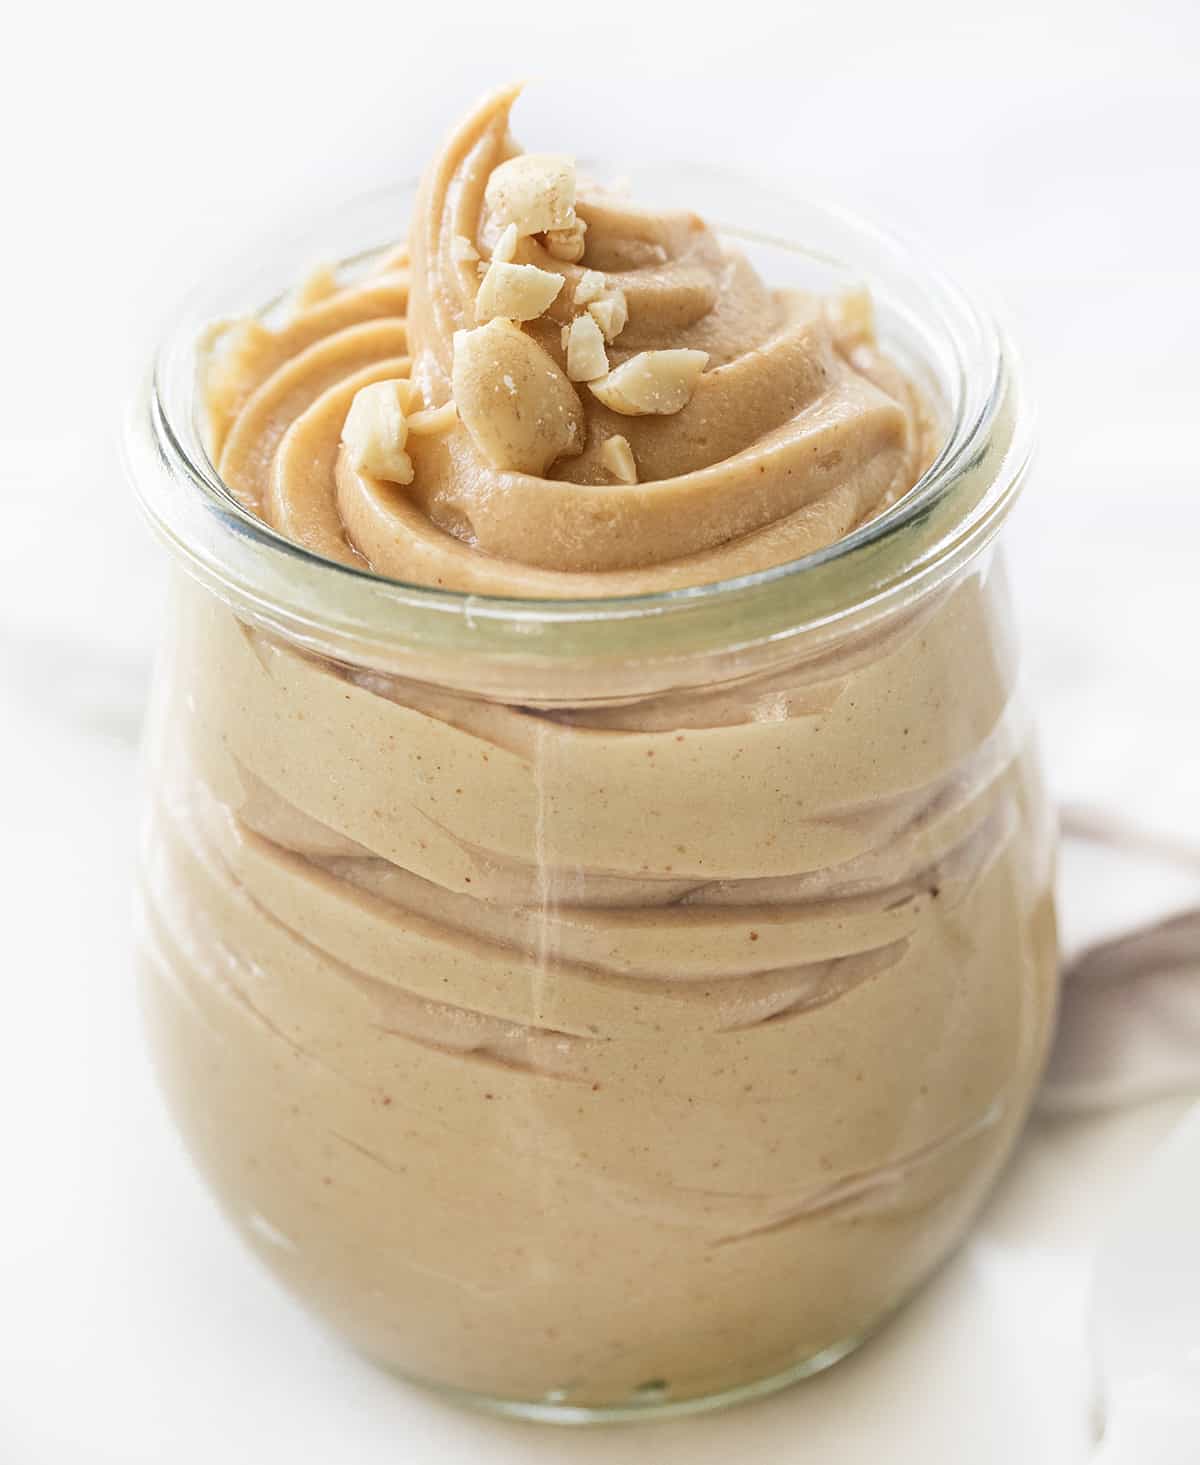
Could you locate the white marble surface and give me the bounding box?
[2,2,1199,1459]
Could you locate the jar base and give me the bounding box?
[376,1333,865,1425]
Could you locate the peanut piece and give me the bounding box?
[484,154,577,237]
[574,269,607,305]
[600,434,638,483]
[492,223,519,264]
[475,261,565,324]
[452,320,584,474]
[587,289,628,342]
[565,314,609,382]
[341,380,414,484]
[589,349,709,416]
[544,219,587,262]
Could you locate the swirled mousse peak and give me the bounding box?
[204,84,937,596]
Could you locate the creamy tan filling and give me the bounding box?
[141,564,1057,1403]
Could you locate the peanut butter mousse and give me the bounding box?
[203,83,935,595]
[139,86,1058,1412]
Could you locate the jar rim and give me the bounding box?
[125,170,1032,673]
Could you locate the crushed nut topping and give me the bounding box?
[565,314,609,382]
[589,349,709,416]
[484,154,576,238]
[341,379,415,484]
[600,434,638,483]
[574,269,607,305]
[452,320,584,474]
[543,219,587,262]
[475,260,565,323]
[587,289,628,343]
[492,222,519,264]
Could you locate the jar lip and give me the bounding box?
[127,172,1031,664]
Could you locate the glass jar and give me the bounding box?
[126,175,1057,1422]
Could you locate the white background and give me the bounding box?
[2,1,1198,1461]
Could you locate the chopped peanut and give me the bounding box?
[484,154,576,237]
[475,261,565,323]
[574,270,607,305]
[587,289,628,342]
[492,223,519,263]
[341,380,415,483]
[565,314,609,382]
[600,434,638,483]
[589,349,709,416]
[453,320,584,474]
[543,219,587,262]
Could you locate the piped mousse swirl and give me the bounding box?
[205,85,935,595]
